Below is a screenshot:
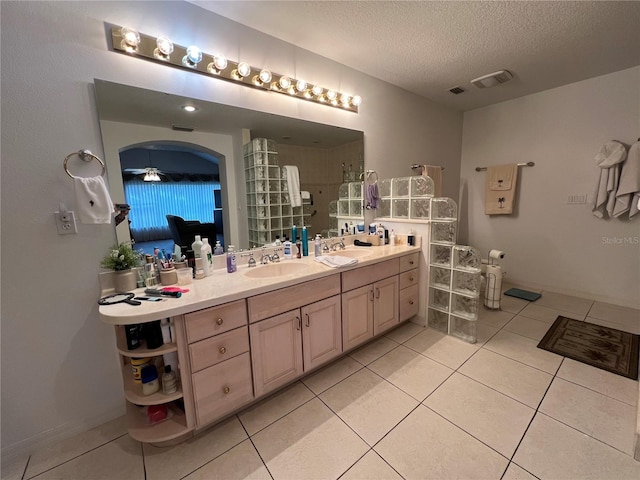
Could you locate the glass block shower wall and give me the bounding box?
[376,176,481,343]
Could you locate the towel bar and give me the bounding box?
[475,161,534,172]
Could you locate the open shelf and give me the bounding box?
[125,401,192,443]
[122,365,183,405]
[116,326,178,358]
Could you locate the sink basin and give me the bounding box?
[243,262,309,278]
[326,249,373,259]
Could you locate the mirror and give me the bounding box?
[94,79,364,250]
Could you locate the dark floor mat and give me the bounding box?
[504,288,541,302]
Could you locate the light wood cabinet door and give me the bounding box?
[342,284,374,351]
[373,276,399,335]
[301,295,342,371]
[249,310,303,397]
[399,284,420,322]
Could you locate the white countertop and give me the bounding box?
[99,245,420,325]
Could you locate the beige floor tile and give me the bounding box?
[459,349,553,408]
[239,381,314,435]
[424,373,535,457]
[503,315,552,341]
[24,415,127,478]
[502,462,538,480]
[320,368,418,445]
[514,413,640,480]
[477,308,515,328]
[499,296,530,314]
[34,435,143,480]
[349,336,399,365]
[404,328,479,369]
[476,323,500,346]
[183,439,270,480]
[251,398,368,480]
[539,377,637,455]
[589,301,640,325]
[340,450,403,480]
[302,355,363,395]
[586,315,640,335]
[535,291,593,316]
[375,405,508,479]
[1,453,30,480]
[483,330,563,374]
[143,416,248,480]
[368,345,454,401]
[384,321,425,344]
[518,303,584,323]
[557,358,638,406]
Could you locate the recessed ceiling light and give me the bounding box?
[181,105,197,112]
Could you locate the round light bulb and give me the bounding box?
[340,94,351,105]
[295,79,307,92]
[184,45,202,66]
[156,36,174,56]
[182,105,197,112]
[311,85,323,97]
[237,62,251,78]
[351,95,362,107]
[278,76,291,90]
[120,27,140,47]
[326,90,337,101]
[259,69,272,84]
[213,55,227,71]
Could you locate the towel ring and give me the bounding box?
[366,170,378,182]
[64,150,106,179]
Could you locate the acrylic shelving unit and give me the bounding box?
[244,138,308,247]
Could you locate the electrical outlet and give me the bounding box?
[567,194,588,204]
[54,210,77,234]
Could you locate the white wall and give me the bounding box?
[460,67,640,308]
[0,1,462,456]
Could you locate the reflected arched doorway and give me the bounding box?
[119,141,225,254]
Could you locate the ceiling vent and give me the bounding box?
[171,125,194,132]
[470,70,513,89]
[448,86,465,95]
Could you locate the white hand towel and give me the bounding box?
[284,165,302,207]
[74,176,114,224]
[592,141,626,219]
[613,141,640,218]
[313,255,359,268]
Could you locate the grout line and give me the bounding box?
[335,449,373,480]
[241,420,275,480]
[20,455,31,480]
[554,374,639,407]
[140,441,147,480]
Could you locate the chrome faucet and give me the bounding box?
[241,252,257,267]
[330,238,346,251]
[260,247,271,265]
[271,248,282,263]
[322,241,330,253]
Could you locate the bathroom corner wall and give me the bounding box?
[460,67,640,308]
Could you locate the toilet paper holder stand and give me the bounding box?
[484,250,505,311]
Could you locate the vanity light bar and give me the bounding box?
[109,25,361,113]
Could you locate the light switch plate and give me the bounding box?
[55,210,77,234]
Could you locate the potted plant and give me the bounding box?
[101,242,143,292]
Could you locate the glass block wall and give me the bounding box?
[375,175,481,343]
[331,181,364,237]
[244,138,309,247]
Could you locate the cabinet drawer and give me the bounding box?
[185,299,247,343]
[399,253,420,273]
[399,269,419,290]
[399,284,420,321]
[248,274,340,323]
[341,258,399,292]
[192,352,253,427]
[189,326,249,373]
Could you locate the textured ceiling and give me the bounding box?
[190,1,640,111]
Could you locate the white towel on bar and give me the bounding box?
[284,165,302,207]
[74,176,113,224]
[313,255,359,268]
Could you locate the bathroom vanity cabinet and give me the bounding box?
[100,246,421,444]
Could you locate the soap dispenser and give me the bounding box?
[226,245,237,273]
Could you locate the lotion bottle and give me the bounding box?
[226,245,237,273]
[201,238,213,276]
[283,240,293,259]
[191,235,203,259]
[314,234,322,256]
[389,229,396,246]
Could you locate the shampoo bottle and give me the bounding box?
[201,238,213,276]
[226,245,237,273]
[301,226,309,256]
[291,225,297,243]
[191,235,203,259]
[314,234,322,256]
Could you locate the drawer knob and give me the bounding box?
[216,318,224,326]
[409,299,414,305]
[223,386,230,394]
[409,276,414,281]
[409,260,414,265]
[219,347,227,354]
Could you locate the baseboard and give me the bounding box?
[1,405,125,464]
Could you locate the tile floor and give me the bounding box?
[4,286,639,480]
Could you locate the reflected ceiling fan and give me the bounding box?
[123,167,165,182]
[122,167,219,182]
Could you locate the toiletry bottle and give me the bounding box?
[283,240,292,259]
[141,364,160,396]
[275,235,281,246]
[390,229,396,246]
[301,226,309,256]
[377,224,385,243]
[295,240,301,259]
[349,221,355,235]
[291,225,297,243]
[161,365,177,395]
[194,258,205,279]
[213,241,223,256]
[191,235,203,259]
[226,245,237,273]
[314,234,322,256]
[407,229,415,246]
[201,238,213,276]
